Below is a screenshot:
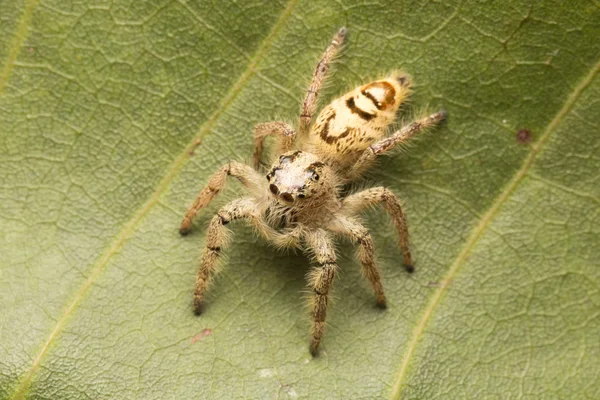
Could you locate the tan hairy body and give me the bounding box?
[180,27,446,356]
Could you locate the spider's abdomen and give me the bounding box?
[308,73,411,169]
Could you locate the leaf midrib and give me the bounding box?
[9,0,300,397]
[7,3,598,397]
[390,59,600,400]
[0,0,39,94]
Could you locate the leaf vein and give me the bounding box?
[0,0,40,95]
[390,58,600,399]
[9,0,300,397]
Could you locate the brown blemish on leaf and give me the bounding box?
[191,328,213,343]
[516,129,533,144]
[189,138,203,156]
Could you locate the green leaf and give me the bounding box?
[1,0,599,398]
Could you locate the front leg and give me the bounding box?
[252,121,296,170]
[341,187,414,272]
[179,161,262,235]
[348,110,447,179]
[304,228,338,356]
[194,198,257,314]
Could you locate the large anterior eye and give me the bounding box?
[306,170,319,181]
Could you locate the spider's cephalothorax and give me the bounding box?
[267,151,335,205]
[179,27,446,356]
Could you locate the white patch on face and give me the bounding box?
[272,152,322,196]
[274,165,307,192]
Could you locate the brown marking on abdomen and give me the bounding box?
[319,111,354,144]
[360,81,396,110]
[345,97,376,121]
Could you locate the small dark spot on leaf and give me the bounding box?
[191,328,213,343]
[516,129,533,144]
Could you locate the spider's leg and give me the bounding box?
[348,110,447,179]
[328,216,386,307]
[193,197,257,314]
[179,161,262,235]
[304,228,338,356]
[341,187,414,272]
[252,121,296,170]
[299,27,348,137]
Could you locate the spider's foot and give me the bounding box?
[376,297,387,309]
[309,340,320,357]
[405,264,415,273]
[193,298,204,315]
[434,109,448,123]
[179,220,192,236]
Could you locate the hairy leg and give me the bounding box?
[299,27,348,137]
[179,161,263,235]
[193,198,256,314]
[328,216,386,307]
[341,187,414,272]
[304,228,338,356]
[193,198,303,315]
[348,110,447,179]
[252,121,296,170]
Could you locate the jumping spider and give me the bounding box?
[180,27,446,356]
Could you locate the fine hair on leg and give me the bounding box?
[348,110,447,179]
[298,27,348,137]
[341,187,413,272]
[304,228,338,356]
[252,121,296,170]
[194,198,257,314]
[179,162,263,235]
[328,216,386,307]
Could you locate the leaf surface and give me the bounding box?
[1,1,599,399]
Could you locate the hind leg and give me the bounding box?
[298,27,348,136]
[348,110,447,179]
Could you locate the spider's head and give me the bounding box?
[266,151,333,206]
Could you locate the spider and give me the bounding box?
[179,27,446,356]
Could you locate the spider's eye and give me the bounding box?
[266,173,272,181]
[298,193,306,199]
[306,170,320,181]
